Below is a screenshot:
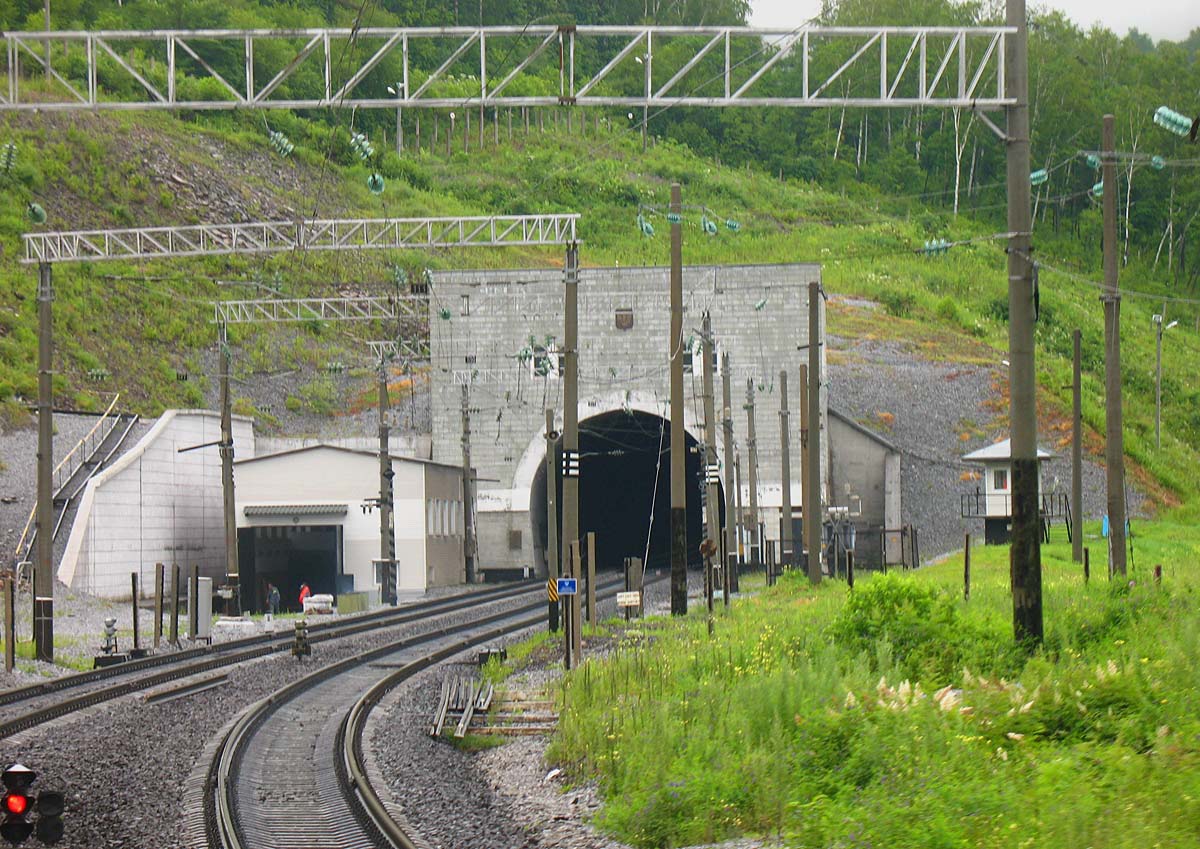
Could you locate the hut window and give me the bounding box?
[993,469,1008,491]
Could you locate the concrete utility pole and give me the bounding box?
[1006,0,1042,642]
[545,408,560,632]
[701,312,720,614]
[562,242,581,590]
[1072,329,1083,563]
[669,183,688,615]
[1101,113,1127,580]
[721,352,736,598]
[805,283,823,585]
[43,1,51,79]
[34,263,53,662]
[779,369,794,572]
[1153,308,1175,450]
[461,383,476,584]
[744,379,760,573]
[378,357,396,601]
[219,325,239,613]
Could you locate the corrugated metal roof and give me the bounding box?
[243,504,348,517]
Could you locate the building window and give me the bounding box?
[993,469,1008,491]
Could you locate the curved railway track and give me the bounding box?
[0,581,539,740]
[204,575,634,849]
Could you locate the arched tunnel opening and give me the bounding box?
[530,410,724,573]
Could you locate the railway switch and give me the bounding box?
[292,620,311,658]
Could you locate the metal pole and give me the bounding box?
[461,383,477,584]
[131,572,140,652]
[586,531,596,624]
[219,324,239,614]
[734,451,744,576]
[1101,113,1127,579]
[1005,0,1042,643]
[745,379,760,573]
[545,408,560,632]
[701,312,719,616]
[562,242,581,593]
[669,183,687,616]
[379,358,396,602]
[779,369,794,572]
[189,564,199,641]
[721,351,736,599]
[799,364,814,581]
[154,562,164,648]
[806,283,823,585]
[4,575,14,673]
[1155,314,1163,450]
[1072,329,1083,563]
[34,262,54,663]
[170,564,180,645]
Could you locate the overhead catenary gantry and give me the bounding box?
[1,25,1014,113]
[22,212,580,662]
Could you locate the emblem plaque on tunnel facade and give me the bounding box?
[615,308,634,330]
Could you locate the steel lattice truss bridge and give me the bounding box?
[1,25,1014,113]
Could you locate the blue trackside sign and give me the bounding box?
[556,578,578,596]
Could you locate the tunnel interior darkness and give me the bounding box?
[530,410,723,573]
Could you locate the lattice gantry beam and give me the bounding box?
[2,26,1014,112]
[214,296,426,325]
[21,214,580,263]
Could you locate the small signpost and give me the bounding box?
[556,577,578,596]
[616,591,641,607]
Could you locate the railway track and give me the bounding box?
[202,575,633,849]
[0,581,539,739]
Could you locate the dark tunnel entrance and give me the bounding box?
[530,410,723,573]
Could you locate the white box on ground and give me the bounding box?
[616,591,641,608]
[303,593,334,614]
[189,577,212,640]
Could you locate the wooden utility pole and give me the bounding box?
[669,183,688,615]
[1102,114,1128,579]
[34,262,53,662]
[805,283,823,585]
[219,325,240,613]
[461,383,477,583]
[1006,0,1042,642]
[378,357,396,603]
[1072,329,1083,563]
[744,379,760,573]
[721,351,736,598]
[562,242,582,598]
[545,409,560,633]
[779,369,794,572]
[701,312,720,614]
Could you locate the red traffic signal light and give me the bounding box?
[2,795,27,817]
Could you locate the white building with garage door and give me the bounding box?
[234,445,464,611]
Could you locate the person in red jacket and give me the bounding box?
[299,583,312,608]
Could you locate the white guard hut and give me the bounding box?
[960,438,1057,545]
[234,446,465,611]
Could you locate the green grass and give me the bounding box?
[548,521,1200,848]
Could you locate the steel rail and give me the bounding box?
[208,573,634,849]
[0,581,536,735]
[341,572,663,847]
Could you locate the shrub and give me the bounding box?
[879,289,916,318]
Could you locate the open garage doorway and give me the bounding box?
[530,410,722,574]
[237,525,343,613]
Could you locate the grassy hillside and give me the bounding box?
[1,107,1198,506]
[549,523,1200,848]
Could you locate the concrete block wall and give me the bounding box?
[429,263,826,575]
[59,410,255,598]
